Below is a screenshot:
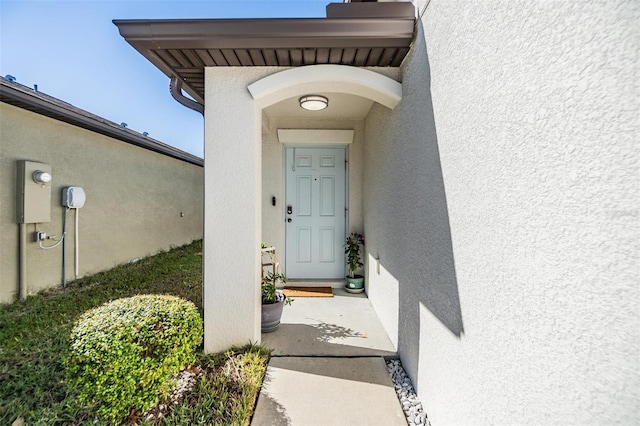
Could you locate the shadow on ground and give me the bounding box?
[263,322,396,357]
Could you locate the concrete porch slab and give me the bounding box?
[261,288,396,357]
[251,357,406,426]
[252,289,402,425]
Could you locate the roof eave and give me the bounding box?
[0,79,203,166]
[113,2,416,108]
[113,18,415,49]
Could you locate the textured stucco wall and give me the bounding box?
[204,67,292,352]
[262,117,366,264]
[365,0,639,423]
[0,102,204,303]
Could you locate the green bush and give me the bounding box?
[63,294,203,424]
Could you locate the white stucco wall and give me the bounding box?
[203,67,281,352]
[365,0,639,424]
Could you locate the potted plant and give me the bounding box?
[261,245,292,332]
[344,232,365,293]
[261,271,289,332]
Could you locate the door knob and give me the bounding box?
[287,218,292,223]
[287,205,293,215]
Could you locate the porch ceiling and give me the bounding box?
[113,2,415,105]
[263,92,374,120]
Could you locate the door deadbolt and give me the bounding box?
[287,205,293,215]
[287,218,292,223]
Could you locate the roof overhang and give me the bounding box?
[113,2,415,105]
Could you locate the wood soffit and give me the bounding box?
[113,2,416,104]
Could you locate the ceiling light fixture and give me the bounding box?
[299,95,328,111]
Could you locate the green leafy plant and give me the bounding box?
[344,232,365,278]
[261,245,293,306]
[261,271,292,305]
[0,241,271,424]
[63,294,203,424]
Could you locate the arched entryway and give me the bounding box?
[248,64,402,110]
[203,64,402,352]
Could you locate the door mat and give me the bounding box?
[283,287,333,297]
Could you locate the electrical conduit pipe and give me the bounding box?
[19,223,27,301]
[74,208,80,279]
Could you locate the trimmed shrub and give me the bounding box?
[63,294,203,423]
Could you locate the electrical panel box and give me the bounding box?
[62,187,86,208]
[16,160,52,224]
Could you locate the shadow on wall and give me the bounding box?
[365,20,464,361]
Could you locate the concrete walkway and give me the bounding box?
[252,288,406,425]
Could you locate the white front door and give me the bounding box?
[285,147,346,279]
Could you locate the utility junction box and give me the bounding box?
[16,160,52,223]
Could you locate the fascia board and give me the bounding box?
[113,18,414,50]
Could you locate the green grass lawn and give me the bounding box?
[0,240,269,425]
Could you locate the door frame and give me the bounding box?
[283,144,350,278]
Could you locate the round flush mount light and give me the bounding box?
[299,95,328,111]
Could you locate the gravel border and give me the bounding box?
[142,367,202,421]
[386,359,430,426]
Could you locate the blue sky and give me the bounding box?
[0,0,331,157]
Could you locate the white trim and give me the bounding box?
[277,129,355,145]
[248,65,402,110]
